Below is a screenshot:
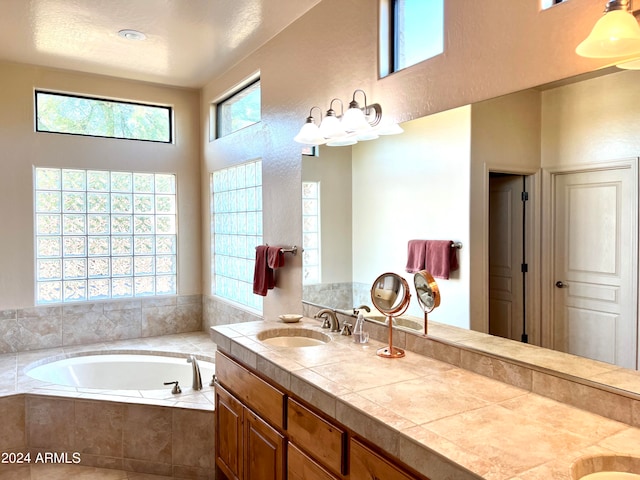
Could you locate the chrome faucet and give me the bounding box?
[354,304,371,314]
[314,308,340,332]
[187,355,203,390]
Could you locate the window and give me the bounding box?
[211,160,263,312]
[215,80,261,138]
[35,91,172,143]
[302,182,320,285]
[541,0,567,8]
[380,0,444,77]
[34,168,177,304]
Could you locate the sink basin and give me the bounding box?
[257,328,331,348]
[572,455,640,480]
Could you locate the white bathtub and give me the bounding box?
[26,353,215,391]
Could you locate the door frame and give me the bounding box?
[541,158,639,361]
[477,162,541,345]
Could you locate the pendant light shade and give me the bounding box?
[576,4,640,58]
[294,108,326,146]
[342,103,371,132]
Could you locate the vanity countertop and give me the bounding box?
[211,318,640,480]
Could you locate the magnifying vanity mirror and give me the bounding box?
[370,272,410,359]
[413,270,440,336]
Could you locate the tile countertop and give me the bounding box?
[210,318,640,480]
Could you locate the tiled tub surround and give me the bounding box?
[211,318,640,480]
[0,295,203,354]
[0,332,216,479]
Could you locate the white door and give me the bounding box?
[553,167,638,369]
[489,175,524,341]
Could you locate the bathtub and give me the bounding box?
[26,353,216,391]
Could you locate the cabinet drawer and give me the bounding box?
[286,397,346,476]
[350,438,419,480]
[288,443,339,480]
[216,351,285,430]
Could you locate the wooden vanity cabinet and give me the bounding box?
[215,352,286,480]
[350,438,419,480]
[215,350,427,480]
[288,443,340,480]
[287,397,346,477]
[215,384,244,480]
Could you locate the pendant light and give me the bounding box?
[576,0,640,58]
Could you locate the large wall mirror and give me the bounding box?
[302,66,640,397]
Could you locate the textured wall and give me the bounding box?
[0,61,202,310]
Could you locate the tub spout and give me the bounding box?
[187,355,203,391]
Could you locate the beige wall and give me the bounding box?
[541,69,640,168]
[0,61,201,309]
[352,106,472,327]
[302,148,353,284]
[201,0,611,323]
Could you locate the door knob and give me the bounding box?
[555,281,567,288]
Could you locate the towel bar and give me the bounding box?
[256,245,299,255]
[451,242,462,249]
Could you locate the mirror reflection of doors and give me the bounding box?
[488,173,531,343]
[551,166,638,369]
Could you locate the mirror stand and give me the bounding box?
[377,316,406,358]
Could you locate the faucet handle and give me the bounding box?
[341,322,353,336]
[164,380,182,394]
[319,317,331,328]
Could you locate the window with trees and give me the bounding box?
[215,80,261,138]
[35,91,172,143]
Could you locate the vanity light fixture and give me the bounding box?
[576,0,640,58]
[294,89,402,147]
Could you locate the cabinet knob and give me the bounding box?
[555,281,567,288]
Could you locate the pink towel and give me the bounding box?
[406,240,427,273]
[425,240,459,280]
[253,245,275,296]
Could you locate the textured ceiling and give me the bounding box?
[0,0,321,88]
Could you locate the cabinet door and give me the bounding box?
[288,443,339,480]
[350,438,419,480]
[244,408,286,480]
[215,384,244,480]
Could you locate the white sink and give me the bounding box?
[572,455,640,480]
[257,328,331,348]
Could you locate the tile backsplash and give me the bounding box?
[0,294,202,353]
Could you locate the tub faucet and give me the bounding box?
[187,355,202,391]
[314,308,340,332]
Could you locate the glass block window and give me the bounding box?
[35,168,177,304]
[215,80,261,139]
[380,0,444,76]
[302,182,320,285]
[212,160,263,312]
[35,91,172,143]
